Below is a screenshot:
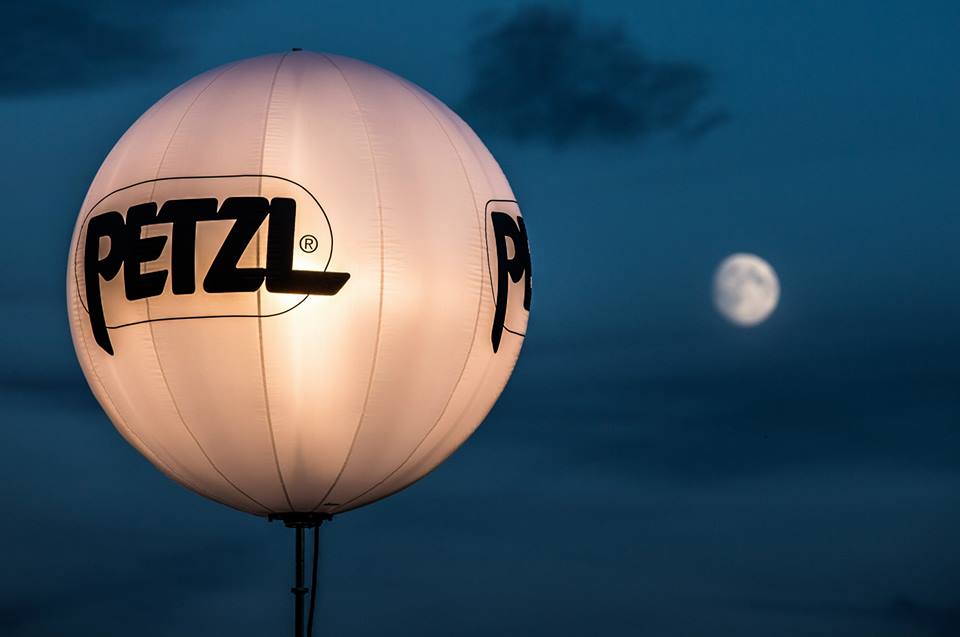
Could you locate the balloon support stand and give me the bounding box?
[269,513,332,637]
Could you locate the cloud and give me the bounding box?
[459,5,727,146]
[745,597,960,637]
[0,1,204,96]
[0,600,38,635]
[486,313,960,485]
[886,598,960,637]
[0,370,98,410]
[0,533,264,636]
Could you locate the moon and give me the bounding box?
[713,253,780,326]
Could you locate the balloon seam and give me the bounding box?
[143,61,274,514]
[256,52,297,511]
[349,107,513,508]
[310,54,386,511]
[388,99,507,478]
[71,279,222,506]
[334,80,487,510]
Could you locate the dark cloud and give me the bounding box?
[459,5,727,146]
[745,597,960,637]
[0,370,97,410]
[0,1,204,96]
[0,533,263,635]
[0,600,38,635]
[487,312,960,485]
[886,598,960,637]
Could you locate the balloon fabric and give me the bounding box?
[67,51,531,517]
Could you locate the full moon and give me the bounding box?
[713,253,780,326]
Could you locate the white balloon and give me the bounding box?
[67,52,531,516]
[712,253,779,326]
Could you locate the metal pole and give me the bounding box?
[308,525,321,637]
[294,526,307,637]
[269,512,332,637]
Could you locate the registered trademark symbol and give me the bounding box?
[300,234,318,253]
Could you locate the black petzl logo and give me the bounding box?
[486,200,531,353]
[81,194,349,355]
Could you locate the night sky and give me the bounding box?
[2,2,959,636]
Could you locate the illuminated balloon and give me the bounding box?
[66,51,531,516]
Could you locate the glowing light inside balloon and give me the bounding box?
[67,52,531,517]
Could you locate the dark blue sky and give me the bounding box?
[1,2,959,635]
